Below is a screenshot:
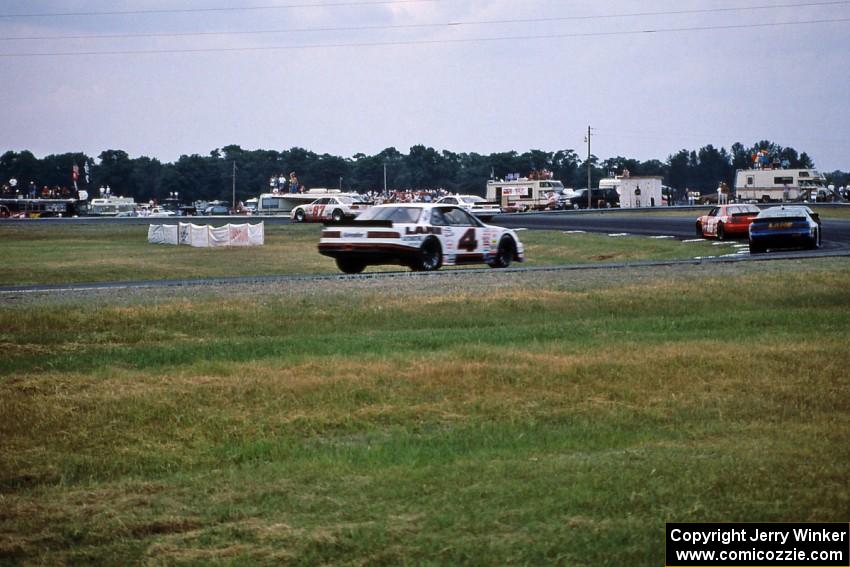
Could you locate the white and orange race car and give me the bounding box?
[695,204,761,240]
[291,195,370,223]
[318,203,525,274]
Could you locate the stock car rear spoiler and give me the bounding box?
[322,220,394,228]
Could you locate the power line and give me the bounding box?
[3,0,849,41]
[0,0,441,19]
[593,128,850,147]
[1,17,847,57]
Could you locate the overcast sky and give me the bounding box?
[1,0,848,171]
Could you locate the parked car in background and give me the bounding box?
[562,188,619,209]
[149,207,176,217]
[555,188,581,209]
[434,195,501,221]
[203,205,230,216]
[748,206,822,253]
[695,204,760,240]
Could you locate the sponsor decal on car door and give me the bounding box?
[443,207,484,264]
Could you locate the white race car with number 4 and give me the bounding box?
[291,196,368,223]
[318,203,525,274]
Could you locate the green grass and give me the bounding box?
[0,222,732,286]
[1,260,849,565]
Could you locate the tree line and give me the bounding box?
[1,141,847,204]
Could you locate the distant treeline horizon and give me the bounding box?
[2,142,848,204]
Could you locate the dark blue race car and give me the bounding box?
[748,206,822,253]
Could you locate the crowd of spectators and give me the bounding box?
[363,188,451,204]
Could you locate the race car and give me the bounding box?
[695,204,760,240]
[748,205,822,253]
[434,195,502,221]
[318,203,525,274]
[291,196,369,223]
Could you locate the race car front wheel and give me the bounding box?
[488,236,515,269]
[412,237,443,271]
[695,222,703,237]
[336,257,366,274]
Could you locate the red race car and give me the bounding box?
[695,204,760,240]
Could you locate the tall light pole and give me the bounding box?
[585,125,592,209]
[383,162,387,198]
[231,161,237,210]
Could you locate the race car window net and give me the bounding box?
[444,208,479,227]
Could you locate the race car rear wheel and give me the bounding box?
[809,228,821,249]
[335,257,366,274]
[331,209,344,222]
[294,209,305,223]
[488,236,515,269]
[413,237,443,271]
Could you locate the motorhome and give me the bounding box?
[734,168,827,203]
[485,177,565,211]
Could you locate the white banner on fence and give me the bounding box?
[148,223,265,247]
[147,224,164,244]
[163,224,179,245]
[248,223,264,246]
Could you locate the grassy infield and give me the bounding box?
[0,222,724,286]
[1,221,849,565]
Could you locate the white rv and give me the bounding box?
[734,169,827,203]
[485,178,565,211]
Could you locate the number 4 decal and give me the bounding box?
[458,228,478,252]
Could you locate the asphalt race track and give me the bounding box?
[493,211,850,251]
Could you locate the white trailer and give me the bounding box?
[618,177,663,208]
[734,169,827,203]
[486,178,565,211]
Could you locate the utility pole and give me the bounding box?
[383,163,387,198]
[231,161,237,210]
[585,125,592,210]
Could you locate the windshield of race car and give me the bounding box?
[357,206,422,223]
[460,196,486,204]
